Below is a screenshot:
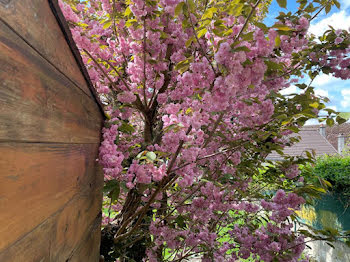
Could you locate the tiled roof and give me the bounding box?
[299,123,350,150]
[267,127,338,161]
[325,123,350,150]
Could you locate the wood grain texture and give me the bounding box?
[0,142,102,252]
[49,0,105,114]
[0,0,93,99]
[0,193,102,262]
[50,187,103,261]
[0,215,55,262]
[68,215,102,262]
[0,1,104,260]
[0,20,103,143]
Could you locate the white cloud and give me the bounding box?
[315,88,329,97]
[328,105,338,111]
[309,10,350,36]
[305,119,319,125]
[341,89,350,96]
[313,74,339,87]
[280,85,299,95]
[341,89,350,108]
[341,100,350,108]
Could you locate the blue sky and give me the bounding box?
[266,0,350,116]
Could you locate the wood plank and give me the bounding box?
[50,187,103,260]
[0,193,102,262]
[0,0,93,99]
[0,20,103,143]
[0,142,102,252]
[69,216,102,262]
[0,216,55,262]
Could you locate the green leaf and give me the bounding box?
[275,35,281,48]
[334,0,341,9]
[108,183,120,203]
[124,7,132,16]
[176,63,189,74]
[125,19,137,27]
[309,102,319,108]
[336,116,347,125]
[277,0,287,8]
[103,21,112,29]
[255,22,269,33]
[202,7,216,19]
[276,149,284,155]
[326,118,334,126]
[264,60,284,70]
[185,36,195,47]
[273,24,292,31]
[197,28,207,38]
[118,121,135,134]
[160,31,168,39]
[175,2,184,16]
[305,150,312,159]
[241,32,254,41]
[146,151,157,161]
[212,28,224,36]
[175,57,192,74]
[175,215,186,229]
[242,59,253,66]
[228,3,244,16]
[232,46,251,52]
[103,180,119,194]
[187,0,195,12]
[338,112,350,120]
[287,126,299,133]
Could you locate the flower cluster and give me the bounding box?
[60,0,350,261]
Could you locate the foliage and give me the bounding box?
[60,0,350,261]
[303,153,350,199]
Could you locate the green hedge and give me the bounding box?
[306,154,350,198]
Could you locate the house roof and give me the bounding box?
[300,123,350,150]
[325,123,350,150]
[267,126,338,161]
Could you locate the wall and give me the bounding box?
[0,0,104,261]
[306,240,350,262]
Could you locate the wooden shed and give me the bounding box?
[0,0,104,261]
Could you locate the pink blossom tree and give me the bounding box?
[60,0,350,261]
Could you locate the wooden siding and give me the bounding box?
[0,0,104,261]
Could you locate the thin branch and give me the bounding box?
[170,142,247,173]
[105,60,131,91]
[265,62,302,82]
[167,125,192,173]
[233,0,262,42]
[84,49,118,90]
[202,112,224,148]
[310,0,332,22]
[148,43,174,110]
[143,10,148,108]
[157,151,235,226]
[186,0,217,75]
[114,125,192,242]
[104,60,145,111]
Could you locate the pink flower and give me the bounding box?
[335,37,344,44]
[117,91,136,103]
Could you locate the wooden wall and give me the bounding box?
[0,0,104,261]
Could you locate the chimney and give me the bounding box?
[319,124,326,137]
[338,133,345,154]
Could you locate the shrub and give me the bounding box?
[311,154,350,199]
